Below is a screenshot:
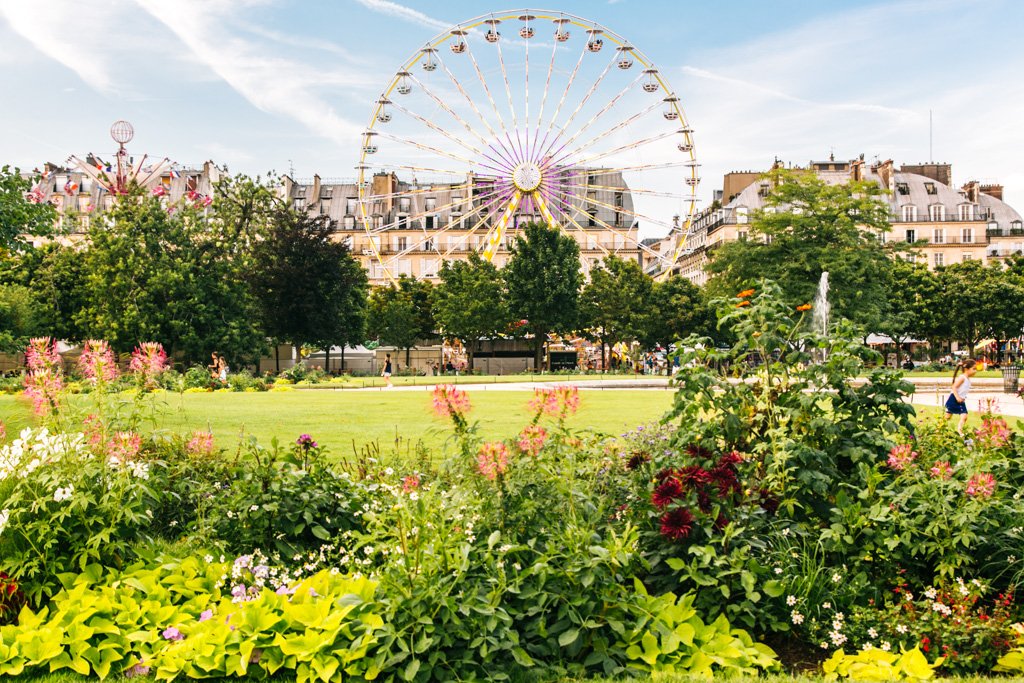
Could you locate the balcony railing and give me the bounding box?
[987,228,1024,238]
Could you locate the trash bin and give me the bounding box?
[1003,365,1021,393]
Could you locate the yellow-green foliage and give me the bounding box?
[822,647,941,682]
[994,623,1024,673]
[0,558,381,682]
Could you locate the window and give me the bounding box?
[421,258,437,277]
[929,204,945,222]
[343,216,355,229]
[962,253,973,261]
[924,182,937,195]
[425,215,437,230]
[614,192,624,208]
[932,228,944,244]
[961,227,973,243]
[587,209,597,227]
[958,204,974,221]
[933,252,944,266]
[757,183,770,198]
[425,197,437,211]
[737,230,748,241]
[321,186,333,198]
[901,205,917,221]
[399,197,411,212]
[397,214,408,230]
[896,182,910,196]
[423,239,433,251]
[397,236,407,251]
[319,200,329,215]
[294,197,306,209]
[1013,220,1023,232]
[905,229,916,243]
[346,198,357,215]
[736,207,749,225]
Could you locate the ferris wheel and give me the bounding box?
[357,9,699,282]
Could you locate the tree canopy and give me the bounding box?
[0,166,57,252]
[432,253,510,370]
[579,255,653,369]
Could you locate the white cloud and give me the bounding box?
[134,0,374,147]
[352,0,450,31]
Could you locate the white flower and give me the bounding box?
[786,595,797,606]
[924,587,937,599]
[931,602,951,616]
[829,631,848,646]
[881,641,892,651]
[782,528,790,536]
[774,567,783,575]
[53,484,75,502]
[0,508,9,535]
[822,602,832,610]
[868,628,878,639]
[128,461,149,480]
[791,611,804,625]
[831,572,841,583]
[250,504,259,512]
[409,491,419,501]
[896,624,908,634]
[384,467,395,476]
[832,619,844,631]
[204,554,214,563]
[820,641,829,650]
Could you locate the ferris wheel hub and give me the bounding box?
[511,161,543,192]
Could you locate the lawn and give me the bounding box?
[0,389,676,456]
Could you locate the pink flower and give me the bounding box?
[78,339,119,383]
[0,420,6,443]
[516,425,548,456]
[199,609,213,622]
[162,626,184,641]
[25,337,61,371]
[477,441,509,480]
[887,444,918,471]
[402,474,420,493]
[431,384,471,419]
[23,368,62,417]
[107,431,141,462]
[965,473,997,498]
[83,414,105,447]
[929,461,953,479]
[528,385,580,420]
[186,431,215,456]
[128,342,169,382]
[975,417,1011,448]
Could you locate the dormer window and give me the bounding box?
[928,204,945,221]
[924,182,937,195]
[957,203,974,221]
[896,182,910,195]
[901,205,917,222]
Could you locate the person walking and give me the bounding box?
[382,352,393,388]
[208,352,220,380]
[218,355,229,383]
[944,358,978,434]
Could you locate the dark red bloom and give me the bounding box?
[654,467,678,483]
[652,478,684,508]
[757,488,780,515]
[677,465,711,489]
[697,489,713,513]
[717,450,743,466]
[626,453,649,471]
[686,444,713,459]
[659,507,695,541]
[709,465,741,496]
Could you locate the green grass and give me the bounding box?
[0,389,675,455]
[312,372,663,390]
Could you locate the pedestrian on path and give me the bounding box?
[944,358,977,434]
[382,353,393,388]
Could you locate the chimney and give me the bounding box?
[877,159,894,192]
[980,183,1004,201]
[312,174,321,207]
[961,180,979,203]
[851,158,864,182]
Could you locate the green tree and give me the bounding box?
[0,284,42,351]
[939,261,1024,361]
[432,253,510,371]
[505,223,582,368]
[0,166,57,251]
[641,275,716,372]
[395,274,436,342]
[76,191,264,365]
[367,285,420,367]
[249,206,368,368]
[707,168,893,332]
[879,259,946,364]
[579,255,653,370]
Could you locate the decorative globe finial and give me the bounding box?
[110,120,134,145]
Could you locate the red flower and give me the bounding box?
[737,288,755,298]
[625,452,649,470]
[796,303,812,312]
[659,507,695,541]
[677,465,711,489]
[686,444,714,459]
[736,300,751,308]
[717,450,744,466]
[709,465,741,496]
[652,478,684,508]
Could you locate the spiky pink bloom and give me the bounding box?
[83,413,105,447]
[965,473,997,498]
[107,431,142,462]
[517,424,548,456]
[402,474,420,493]
[887,444,918,471]
[128,342,169,381]
[431,384,471,419]
[975,417,1011,448]
[477,441,509,481]
[186,431,216,456]
[78,339,119,383]
[0,420,5,442]
[23,368,62,417]
[25,337,61,371]
[528,385,580,420]
[929,461,953,479]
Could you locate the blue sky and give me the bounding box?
[3,0,1024,219]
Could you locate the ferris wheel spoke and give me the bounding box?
[365,182,508,236]
[546,91,658,168]
[567,129,678,168]
[545,72,644,166]
[544,196,612,258]
[533,38,589,165]
[533,35,558,133]
[390,189,506,262]
[441,190,511,258]
[360,181,475,203]
[387,98,491,163]
[430,50,498,140]
[560,181,693,200]
[463,39,515,147]
[494,37,523,160]
[577,192,682,236]
[537,49,619,163]
[548,191,667,264]
[374,130,505,175]
[482,190,523,260]
[547,161,698,176]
